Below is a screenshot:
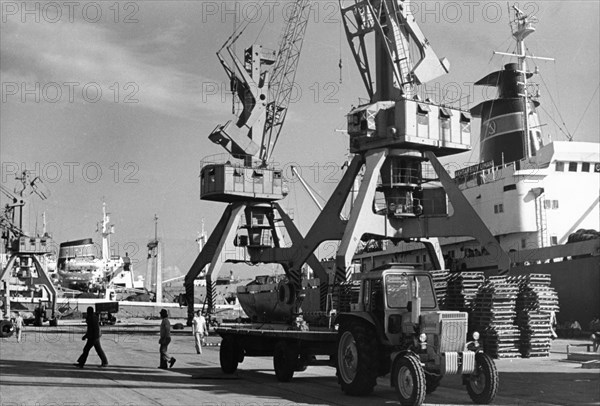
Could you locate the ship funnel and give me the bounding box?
[470,63,541,166]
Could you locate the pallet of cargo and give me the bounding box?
[514,274,558,358]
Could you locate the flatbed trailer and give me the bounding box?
[215,324,338,382]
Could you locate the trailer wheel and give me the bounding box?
[273,341,297,382]
[336,320,379,396]
[220,335,239,374]
[0,320,14,338]
[392,354,426,406]
[466,352,498,404]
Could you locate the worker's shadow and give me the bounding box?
[0,359,213,389]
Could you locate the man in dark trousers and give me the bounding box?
[74,306,108,368]
[158,308,176,369]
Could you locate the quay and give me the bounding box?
[1,319,598,406]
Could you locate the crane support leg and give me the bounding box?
[421,238,445,270]
[31,255,57,319]
[424,151,511,273]
[273,203,329,309]
[335,149,387,283]
[184,203,244,325]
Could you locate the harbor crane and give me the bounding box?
[184,0,320,324]
[1,172,57,334]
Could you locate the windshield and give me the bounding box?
[385,274,436,309]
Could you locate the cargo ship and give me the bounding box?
[353,9,599,328]
[56,202,142,293]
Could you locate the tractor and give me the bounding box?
[335,264,498,406]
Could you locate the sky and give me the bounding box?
[1,0,599,282]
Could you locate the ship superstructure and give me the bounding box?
[56,202,140,292]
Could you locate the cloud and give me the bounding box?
[0,20,221,119]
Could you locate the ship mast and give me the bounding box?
[98,201,114,263]
[493,6,554,160]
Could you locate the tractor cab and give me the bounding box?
[349,264,438,345]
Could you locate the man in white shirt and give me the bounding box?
[14,312,24,343]
[192,310,208,354]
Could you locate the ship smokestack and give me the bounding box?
[470,63,541,166]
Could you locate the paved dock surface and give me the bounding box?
[1,320,599,406]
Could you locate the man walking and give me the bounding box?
[75,307,108,368]
[14,312,24,343]
[192,310,208,354]
[159,309,176,369]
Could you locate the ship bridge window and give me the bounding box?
[494,203,504,213]
[503,184,517,192]
[551,236,558,245]
[568,162,578,172]
[555,162,564,172]
[582,162,590,172]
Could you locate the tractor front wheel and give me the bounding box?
[392,354,426,406]
[465,352,499,404]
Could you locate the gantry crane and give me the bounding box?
[0,172,57,331]
[184,0,320,324]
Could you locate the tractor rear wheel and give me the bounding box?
[336,320,379,396]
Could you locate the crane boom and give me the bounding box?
[261,0,312,163]
[208,0,312,163]
[340,0,450,100]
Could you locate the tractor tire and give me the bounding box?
[466,352,499,404]
[336,320,379,396]
[273,341,297,382]
[219,335,239,374]
[392,354,426,406]
[0,320,13,338]
[425,372,442,394]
